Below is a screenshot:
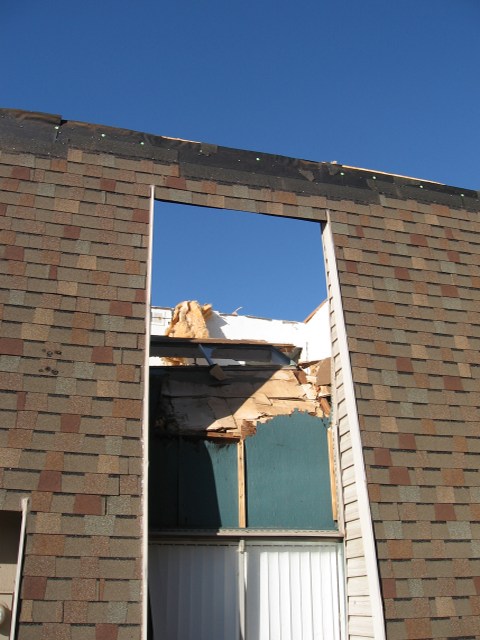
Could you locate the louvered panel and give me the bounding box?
[245,542,342,640]
[149,542,239,640]
[150,540,343,640]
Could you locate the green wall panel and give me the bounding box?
[150,437,238,529]
[245,412,336,530]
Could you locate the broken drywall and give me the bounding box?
[150,364,330,438]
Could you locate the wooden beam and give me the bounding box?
[327,426,338,521]
[237,439,246,528]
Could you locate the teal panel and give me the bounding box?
[149,437,238,529]
[178,439,238,528]
[149,436,179,529]
[245,412,336,530]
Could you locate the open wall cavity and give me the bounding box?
[147,199,342,639]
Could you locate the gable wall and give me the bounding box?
[2,109,480,639]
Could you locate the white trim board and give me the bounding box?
[141,187,155,640]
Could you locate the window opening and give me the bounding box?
[148,200,341,639]
[151,202,326,321]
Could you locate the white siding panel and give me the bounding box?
[348,596,373,616]
[348,576,371,597]
[345,518,362,539]
[339,430,352,454]
[344,501,359,523]
[341,447,354,470]
[346,556,367,578]
[349,615,376,636]
[345,536,366,560]
[342,464,356,486]
[343,483,360,505]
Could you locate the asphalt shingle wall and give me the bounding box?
[330,197,480,639]
[0,144,149,639]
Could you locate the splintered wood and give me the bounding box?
[153,364,331,438]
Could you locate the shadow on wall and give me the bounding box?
[149,436,233,530]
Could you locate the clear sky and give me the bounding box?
[2,1,479,320]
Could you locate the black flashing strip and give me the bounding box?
[0,108,478,207]
[150,336,295,348]
[149,337,293,366]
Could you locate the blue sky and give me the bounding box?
[2,1,479,320]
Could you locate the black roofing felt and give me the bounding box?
[0,108,478,209]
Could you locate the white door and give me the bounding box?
[149,540,343,640]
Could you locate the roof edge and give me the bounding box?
[0,108,478,206]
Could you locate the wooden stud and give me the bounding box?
[237,439,246,528]
[327,426,338,521]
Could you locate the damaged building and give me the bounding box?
[1,107,480,640]
[148,302,339,638]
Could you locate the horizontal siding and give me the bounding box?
[349,615,376,636]
[345,536,366,560]
[349,597,373,616]
[345,518,362,539]
[339,429,353,454]
[348,576,371,597]
[346,556,367,578]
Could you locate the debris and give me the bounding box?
[151,362,331,437]
[162,301,212,366]
[208,363,227,381]
[307,357,331,386]
[165,301,212,339]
